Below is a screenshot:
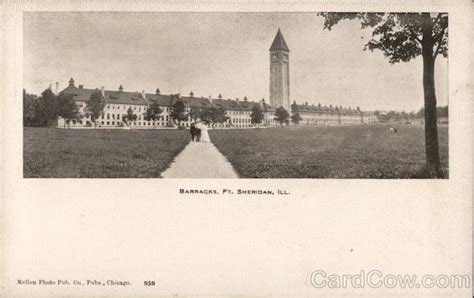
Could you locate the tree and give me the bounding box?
[144,101,162,124]
[123,107,137,122]
[23,89,39,127]
[291,112,302,125]
[208,107,229,125]
[250,105,264,127]
[170,98,187,126]
[319,12,448,176]
[86,90,106,127]
[33,88,58,127]
[275,107,289,125]
[56,93,79,128]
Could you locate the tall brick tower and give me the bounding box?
[269,28,290,112]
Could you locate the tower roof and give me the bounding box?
[270,28,289,52]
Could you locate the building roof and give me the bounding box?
[293,102,364,115]
[145,93,174,106]
[211,98,242,111]
[59,85,101,102]
[261,101,276,112]
[104,90,147,105]
[60,84,147,105]
[238,99,260,111]
[180,96,213,109]
[270,28,290,52]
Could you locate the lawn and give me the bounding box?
[24,128,190,178]
[209,124,449,178]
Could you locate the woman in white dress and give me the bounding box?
[198,121,211,143]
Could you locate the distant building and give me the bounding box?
[291,101,365,126]
[363,111,378,124]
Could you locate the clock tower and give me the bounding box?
[269,29,290,112]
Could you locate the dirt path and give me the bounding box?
[161,141,238,178]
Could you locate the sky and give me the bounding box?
[23,12,448,112]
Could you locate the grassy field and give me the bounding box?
[24,128,190,178]
[24,125,448,178]
[210,124,449,178]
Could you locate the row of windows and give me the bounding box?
[77,103,172,113]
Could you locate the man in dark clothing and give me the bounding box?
[190,121,201,142]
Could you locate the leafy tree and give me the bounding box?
[275,107,289,125]
[170,98,188,126]
[437,106,448,118]
[23,89,39,127]
[210,107,229,124]
[123,107,137,122]
[319,12,448,176]
[86,90,106,127]
[417,105,448,119]
[250,105,264,126]
[144,101,162,123]
[191,107,228,127]
[34,88,58,127]
[291,112,302,125]
[56,93,79,128]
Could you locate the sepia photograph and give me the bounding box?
[3,2,472,297]
[23,12,449,178]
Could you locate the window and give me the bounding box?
[107,113,110,120]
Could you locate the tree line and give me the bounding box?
[374,106,448,122]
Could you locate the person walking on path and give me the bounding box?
[196,120,211,143]
[190,119,202,142]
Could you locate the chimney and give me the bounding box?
[141,90,146,100]
[357,106,360,111]
[349,106,351,110]
[55,82,59,95]
[244,96,248,101]
[156,88,160,95]
[261,98,265,103]
[101,86,105,97]
[68,78,75,87]
[218,94,223,99]
[119,85,123,92]
[189,91,194,97]
[78,85,83,89]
